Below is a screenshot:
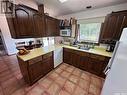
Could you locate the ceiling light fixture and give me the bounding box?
[59,0,68,3]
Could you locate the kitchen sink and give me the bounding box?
[78,46,91,50]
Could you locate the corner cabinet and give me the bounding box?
[63,48,110,78]
[17,52,54,85]
[100,10,127,43]
[7,4,60,38]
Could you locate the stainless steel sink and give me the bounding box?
[78,46,90,50]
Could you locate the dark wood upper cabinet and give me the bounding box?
[45,16,60,37]
[100,10,127,43]
[7,4,60,38]
[32,13,46,37]
[13,5,34,38]
[113,12,127,40]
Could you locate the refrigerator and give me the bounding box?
[101,28,127,95]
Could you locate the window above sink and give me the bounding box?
[78,23,102,43]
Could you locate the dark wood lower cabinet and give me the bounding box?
[42,56,54,75]
[78,52,89,71]
[63,48,73,65]
[63,48,110,78]
[17,52,54,85]
[29,61,43,83]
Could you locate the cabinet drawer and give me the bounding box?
[43,52,52,60]
[29,56,42,65]
[78,51,89,57]
[64,48,74,53]
[43,57,52,62]
[90,54,106,61]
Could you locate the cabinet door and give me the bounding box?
[78,52,89,71]
[43,58,54,75]
[32,13,46,37]
[42,52,54,75]
[100,14,118,41]
[100,57,110,78]
[55,19,60,36]
[45,16,60,36]
[100,11,127,42]
[89,54,109,77]
[45,16,55,36]
[63,48,73,65]
[89,58,103,76]
[29,62,43,83]
[13,5,34,38]
[113,12,127,40]
[71,53,79,67]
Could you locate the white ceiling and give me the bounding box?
[35,0,127,16]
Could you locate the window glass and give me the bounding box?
[79,23,102,43]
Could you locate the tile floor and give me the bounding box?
[0,55,105,95]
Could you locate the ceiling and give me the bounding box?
[35,0,127,16]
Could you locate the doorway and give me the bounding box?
[0,29,7,56]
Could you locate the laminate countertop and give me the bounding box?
[17,44,112,61]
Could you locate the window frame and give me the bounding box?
[78,23,102,43]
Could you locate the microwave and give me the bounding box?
[60,29,71,37]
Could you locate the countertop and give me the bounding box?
[17,44,112,61]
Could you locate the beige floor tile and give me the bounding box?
[55,76,67,87]
[42,91,50,95]
[58,89,71,95]
[11,88,25,95]
[66,66,75,73]
[91,76,103,88]
[61,71,71,78]
[55,68,63,74]
[48,72,59,80]
[68,74,79,84]
[78,78,90,91]
[64,80,76,94]
[81,72,91,81]
[27,85,44,95]
[48,83,61,95]
[72,68,82,77]
[38,77,53,89]
[89,84,101,95]
[74,86,88,95]
[59,64,67,70]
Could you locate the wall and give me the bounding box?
[57,3,127,20]
[14,0,38,10]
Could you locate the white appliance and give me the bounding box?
[60,29,71,37]
[101,28,127,95]
[54,48,63,68]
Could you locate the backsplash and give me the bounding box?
[15,37,55,47]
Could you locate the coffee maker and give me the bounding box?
[106,40,116,52]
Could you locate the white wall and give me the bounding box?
[57,3,127,20]
[0,14,16,55]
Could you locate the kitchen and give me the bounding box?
[0,0,127,95]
